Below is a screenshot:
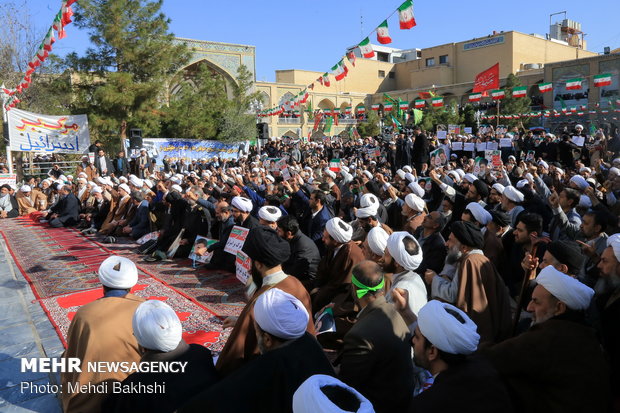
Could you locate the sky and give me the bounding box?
[20,0,620,82]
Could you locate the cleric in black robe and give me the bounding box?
[180,288,335,413]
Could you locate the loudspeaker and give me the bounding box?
[256,123,269,140]
[129,128,142,149]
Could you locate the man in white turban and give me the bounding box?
[16,184,37,215]
[409,300,513,412]
[596,233,620,402]
[293,374,375,413]
[381,231,428,318]
[312,217,365,313]
[61,256,145,413]
[182,288,335,413]
[501,186,525,227]
[231,195,258,229]
[362,226,389,262]
[258,205,282,230]
[104,300,219,412]
[483,265,609,412]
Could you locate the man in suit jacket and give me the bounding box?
[338,261,414,413]
[113,151,130,177]
[276,215,321,288]
[414,211,448,275]
[293,187,332,256]
[94,148,113,176]
[48,185,80,228]
[122,191,150,239]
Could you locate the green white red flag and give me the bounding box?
[512,87,527,98]
[377,20,392,44]
[371,104,380,111]
[431,97,443,107]
[399,102,409,110]
[414,99,425,108]
[331,60,348,81]
[357,106,366,113]
[384,103,393,111]
[593,74,612,87]
[538,82,552,93]
[359,37,374,58]
[398,0,416,29]
[565,78,583,90]
[469,93,482,102]
[346,51,356,67]
[491,89,505,100]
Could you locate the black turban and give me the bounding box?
[546,240,585,276]
[473,179,489,199]
[489,210,511,227]
[451,221,484,249]
[364,180,380,196]
[242,226,291,268]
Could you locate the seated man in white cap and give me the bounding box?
[99,183,132,236]
[351,194,393,243]
[312,217,365,313]
[258,204,282,230]
[231,195,259,230]
[103,300,219,413]
[381,231,428,319]
[293,374,374,413]
[426,221,512,345]
[182,289,334,413]
[15,185,37,216]
[500,186,525,228]
[339,261,414,413]
[216,227,315,376]
[596,234,620,405]
[409,300,513,412]
[362,226,390,263]
[483,266,609,412]
[61,256,145,413]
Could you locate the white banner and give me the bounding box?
[8,108,90,154]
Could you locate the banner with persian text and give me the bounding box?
[8,108,90,154]
[130,138,248,163]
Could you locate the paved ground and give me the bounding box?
[0,235,63,412]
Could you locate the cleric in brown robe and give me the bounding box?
[426,221,512,345]
[15,185,37,215]
[215,226,315,376]
[61,256,145,413]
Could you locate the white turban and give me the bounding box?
[132,300,182,352]
[607,233,620,262]
[130,176,143,187]
[417,300,480,355]
[91,186,102,194]
[538,160,549,169]
[265,175,275,183]
[492,183,505,195]
[258,205,282,222]
[20,185,32,192]
[408,181,425,198]
[367,226,389,256]
[118,183,131,195]
[326,217,353,243]
[555,168,564,176]
[386,231,423,271]
[98,256,138,289]
[516,179,529,189]
[356,204,379,219]
[231,196,253,212]
[404,193,425,213]
[503,186,524,203]
[96,176,108,186]
[535,266,594,310]
[170,177,182,185]
[360,193,379,208]
[254,288,308,340]
[143,179,153,188]
[570,175,589,191]
[119,176,128,183]
[293,374,375,413]
[466,202,492,225]
[404,172,415,183]
[170,184,183,193]
[579,167,591,174]
[324,169,337,179]
[78,172,87,178]
[396,169,406,180]
[447,170,461,183]
[402,165,412,173]
[77,178,87,184]
[463,173,478,183]
[610,167,620,178]
[578,195,592,208]
[455,169,465,178]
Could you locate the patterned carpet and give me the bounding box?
[0,216,248,354]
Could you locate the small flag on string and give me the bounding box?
[359,37,375,58]
[414,99,425,108]
[593,73,612,87]
[346,51,356,67]
[538,82,552,93]
[431,97,443,107]
[565,78,583,90]
[512,86,527,98]
[491,89,506,100]
[469,92,482,102]
[376,20,392,44]
[398,0,416,29]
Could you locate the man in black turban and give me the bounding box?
[424,221,512,345]
[215,226,315,376]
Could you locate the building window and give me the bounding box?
[439,55,448,64]
[388,72,395,79]
[377,52,390,62]
[378,70,386,78]
[426,57,435,67]
[416,50,422,58]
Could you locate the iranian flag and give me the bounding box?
[431,97,443,107]
[331,60,348,81]
[347,51,356,67]
[491,89,505,100]
[469,92,482,102]
[565,78,583,90]
[359,37,375,58]
[399,102,409,110]
[357,105,366,113]
[371,104,380,111]
[512,86,527,98]
[414,99,425,108]
[538,82,552,93]
[384,104,393,111]
[593,73,612,87]
[398,0,416,29]
[43,29,55,52]
[318,73,330,87]
[376,20,392,44]
[345,107,352,114]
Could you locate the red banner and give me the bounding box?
[473,63,499,93]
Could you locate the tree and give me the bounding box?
[66,0,190,149]
[357,111,380,137]
[217,65,262,142]
[460,104,477,131]
[500,73,532,128]
[420,101,461,132]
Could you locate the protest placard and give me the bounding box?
[430,147,447,166]
[500,138,513,148]
[463,142,475,152]
[235,250,252,285]
[436,131,447,139]
[0,174,17,186]
[571,136,585,147]
[189,236,217,264]
[224,226,250,255]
